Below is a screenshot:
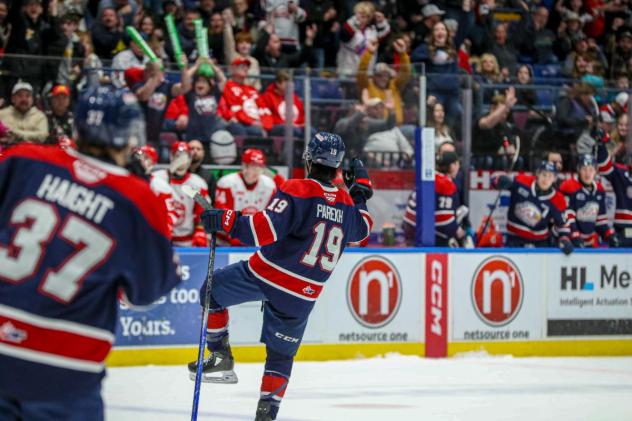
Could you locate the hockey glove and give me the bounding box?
[201,209,239,234]
[492,175,512,190]
[192,226,209,247]
[558,237,574,255]
[608,233,620,248]
[349,159,373,203]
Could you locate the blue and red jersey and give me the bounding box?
[559,177,614,246]
[0,144,181,400]
[227,178,372,315]
[505,174,570,241]
[434,172,461,241]
[597,143,632,230]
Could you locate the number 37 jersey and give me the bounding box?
[0,144,181,400]
[229,178,372,312]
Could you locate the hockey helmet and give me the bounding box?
[242,148,266,166]
[136,145,158,166]
[576,153,596,170]
[169,141,191,177]
[536,160,557,174]
[75,85,145,150]
[303,132,345,169]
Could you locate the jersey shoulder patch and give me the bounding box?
[515,174,536,188]
[550,190,568,211]
[560,178,582,195]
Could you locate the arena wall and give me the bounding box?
[107,248,632,367]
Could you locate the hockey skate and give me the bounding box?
[188,339,238,384]
[254,399,279,421]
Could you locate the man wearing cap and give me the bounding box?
[609,27,632,80]
[0,81,48,143]
[46,84,73,144]
[214,148,277,245]
[554,11,585,61]
[412,4,444,48]
[516,6,557,64]
[357,37,411,125]
[494,161,574,254]
[560,154,619,248]
[218,58,272,137]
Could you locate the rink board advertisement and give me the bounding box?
[450,254,544,342]
[114,250,425,350]
[547,253,632,336]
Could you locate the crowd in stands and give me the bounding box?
[0,0,631,249]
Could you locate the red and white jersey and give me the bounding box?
[215,172,277,215]
[153,169,209,246]
[149,174,177,240]
[218,80,273,130]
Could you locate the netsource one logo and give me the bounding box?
[471,256,524,327]
[347,256,402,329]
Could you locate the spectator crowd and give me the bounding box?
[0,0,631,249]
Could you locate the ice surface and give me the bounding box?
[104,355,632,421]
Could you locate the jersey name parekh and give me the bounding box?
[316,203,343,223]
[36,174,114,223]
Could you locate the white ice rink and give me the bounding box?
[104,354,632,421]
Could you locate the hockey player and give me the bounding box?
[187,132,373,420]
[596,131,632,246]
[496,161,574,253]
[153,141,210,247]
[0,85,181,419]
[214,148,277,245]
[560,154,619,248]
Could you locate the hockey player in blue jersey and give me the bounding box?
[495,161,574,254]
[0,85,181,420]
[560,154,619,248]
[187,132,373,420]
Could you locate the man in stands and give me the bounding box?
[130,58,198,147]
[214,148,277,245]
[218,58,272,137]
[153,141,210,247]
[560,154,619,248]
[188,139,217,205]
[45,84,73,145]
[495,161,574,254]
[0,81,48,143]
[260,69,305,137]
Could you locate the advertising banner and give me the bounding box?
[450,253,544,342]
[311,253,424,345]
[547,253,632,336]
[425,253,448,357]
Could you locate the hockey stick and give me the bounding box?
[476,135,521,246]
[181,185,215,421]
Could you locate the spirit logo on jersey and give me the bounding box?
[347,256,402,328]
[577,202,599,223]
[0,321,27,343]
[514,202,543,227]
[471,256,524,327]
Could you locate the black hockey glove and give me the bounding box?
[493,175,512,190]
[348,159,373,204]
[558,237,574,255]
[201,209,239,234]
[608,233,620,248]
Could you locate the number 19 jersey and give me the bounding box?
[228,178,372,314]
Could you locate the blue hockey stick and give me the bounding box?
[181,185,215,421]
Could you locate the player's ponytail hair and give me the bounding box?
[308,163,337,184]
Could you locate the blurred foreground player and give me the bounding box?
[187,132,373,420]
[0,85,181,420]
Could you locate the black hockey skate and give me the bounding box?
[254,399,279,421]
[188,338,238,384]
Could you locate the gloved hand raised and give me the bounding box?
[348,159,373,203]
[201,209,239,234]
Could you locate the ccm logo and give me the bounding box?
[430,260,443,336]
[275,332,299,343]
